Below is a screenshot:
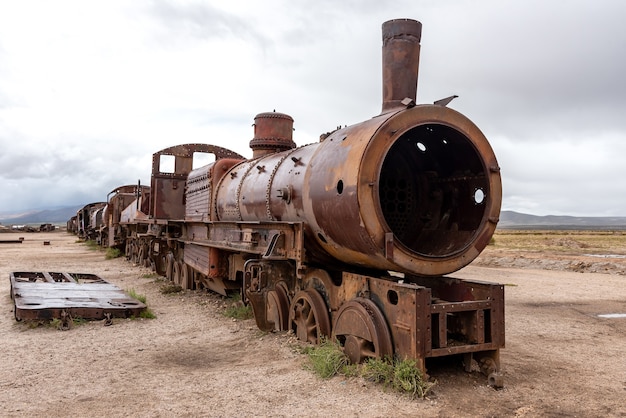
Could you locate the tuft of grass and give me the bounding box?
[141,273,160,279]
[304,342,435,398]
[305,338,349,379]
[84,240,99,250]
[222,294,253,320]
[138,308,156,319]
[105,247,122,259]
[44,316,86,330]
[361,357,395,385]
[391,359,435,399]
[124,289,156,319]
[28,320,47,329]
[49,318,62,329]
[223,303,253,320]
[72,316,88,326]
[126,288,147,304]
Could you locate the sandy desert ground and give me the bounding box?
[1,230,625,417]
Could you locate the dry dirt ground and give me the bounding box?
[1,231,625,417]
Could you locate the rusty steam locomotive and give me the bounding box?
[69,19,504,385]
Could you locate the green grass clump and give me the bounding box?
[304,342,435,398]
[45,315,87,330]
[125,288,156,319]
[105,247,122,259]
[85,240,99,250]
[391,359,435,399]
[49,318,62,329]
[361,357,395,385]
[126,288,147,304]
[72,316,88,326]
[138,309,156,319]
[141,273,160,279]
[223,303,253,320]
[305,338,349,379]
[222,294,253,320]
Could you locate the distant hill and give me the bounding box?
[0,206,82,225]
[499,210,626,230]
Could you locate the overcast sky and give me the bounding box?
[1,0,625,217]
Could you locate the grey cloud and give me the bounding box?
[147,0,268,46]
[416,1,626,141]
[1,1,625,217]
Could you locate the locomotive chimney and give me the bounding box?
[381,19,422,113]
[249,111,296,158]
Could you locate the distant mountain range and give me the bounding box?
[0,206,82,226]
[1,207,626,230]
[498,211,626,229]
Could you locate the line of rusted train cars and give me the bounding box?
[67,19,505,385]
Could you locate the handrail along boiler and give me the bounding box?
[81,18,504,385]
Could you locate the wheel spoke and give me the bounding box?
[305,307,315,325]
[361,347,376,358]
[289,289,330,345]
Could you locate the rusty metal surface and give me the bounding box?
[102,184,150,247]
[214,105,500,277]
[249,112,296,158]
[211,17,501,277]
[10,272,146,321]
[67,215,78,233]
[151,144,245,220]
[337,272,504,376]
[381,18,422,113]
[76,202,106,240]
[185,159,242,222]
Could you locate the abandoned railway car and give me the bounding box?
[72,201,106,240]
[71,19,504,385]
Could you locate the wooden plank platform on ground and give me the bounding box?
[10,271,146,322]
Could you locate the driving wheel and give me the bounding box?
[267,282,290,331]
[165,253,175,281]
[289,288,330,344]
[332,298,393,363]
[180,262,194,290]
[172,260,182,286]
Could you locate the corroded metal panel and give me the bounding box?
[381,19,422,113]
[186,159,242,222]
[151,144,244,221]
[406,274,505,356]
[348,272,504,375]
[104,184,150,247]
[184,243,210,275]
[10,272,146,321]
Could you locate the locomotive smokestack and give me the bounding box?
[249,112,296,158]
[381,19,422,113]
